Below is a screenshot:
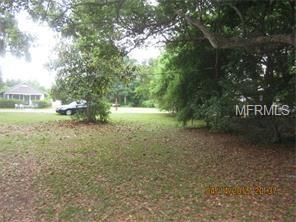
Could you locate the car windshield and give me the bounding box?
[78,100,86,104]
[68,102,77,106]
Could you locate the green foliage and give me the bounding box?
[50,81,73,104]
[27,0,294,142]
[141,100,154,108]
[0,2,32,59]
[229,117,295,144]
[150,54,181,112]
[108,62,155,107]
[73,99,111,123]
[44,0,143,122]
[95,99,112,122]
[51,37,125,122]
[149,1,295,143]
[0,98,50,109]
[32,100,52,108]
[0,98,25,108]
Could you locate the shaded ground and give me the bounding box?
[0,113,295,221]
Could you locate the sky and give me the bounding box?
[0,12,162,89]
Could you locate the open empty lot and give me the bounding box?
[0,113,295,221]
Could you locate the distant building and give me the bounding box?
[3,84,45,105]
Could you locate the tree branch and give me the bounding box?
[227,3,245,36]
[176,10,295,49]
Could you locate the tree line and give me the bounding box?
[0,0,295,142]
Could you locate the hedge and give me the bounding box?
[32,100,52,108]
[0,99,26,108]
[0,98,52,108]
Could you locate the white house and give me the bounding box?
[3,84,45,105]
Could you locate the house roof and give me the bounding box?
[4,84,44,95]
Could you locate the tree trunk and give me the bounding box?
[124,95,127,105]
[272,120,281,143]
[86,101,96,122]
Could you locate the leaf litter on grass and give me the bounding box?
[0,118,295,221]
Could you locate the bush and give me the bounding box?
[0,99,25,108]
[229,116,295,144]
[32,100,52,108]
[190,96,234,131]
[73,99,111,122]
[141,100,155,108]
[96,100,111,122]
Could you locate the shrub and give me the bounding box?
[0,99,25,108]
[32,100,52,108]
[73,99,111,122]
[96,100,111,122]
[191,96,234,131]
[229,116,295,144]
[141,100,155,108]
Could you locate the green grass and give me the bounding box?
[0,112,203,127]
[110,113,205,128]
[0,112,70,124]
[0,112,294,221]
[110,113,178,127]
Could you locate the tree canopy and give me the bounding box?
[0,1,32,59]
[148,0,295,142]
[1,0,295,142]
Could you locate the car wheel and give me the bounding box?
[66,109,72,115]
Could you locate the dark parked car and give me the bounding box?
[56,101,87,115]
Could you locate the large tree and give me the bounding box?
[51,37,125,122]
[175,0,295,48]
[150,0,295,142]
[2,0,295,60]
[28,0,295,51]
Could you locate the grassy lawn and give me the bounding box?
[0,112,70,124]
[0,112,294,221]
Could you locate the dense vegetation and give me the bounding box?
[148,0,295,143]
[0,98,25,108]
[107,62,155,107]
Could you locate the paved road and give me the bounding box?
[0,107,166,114]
